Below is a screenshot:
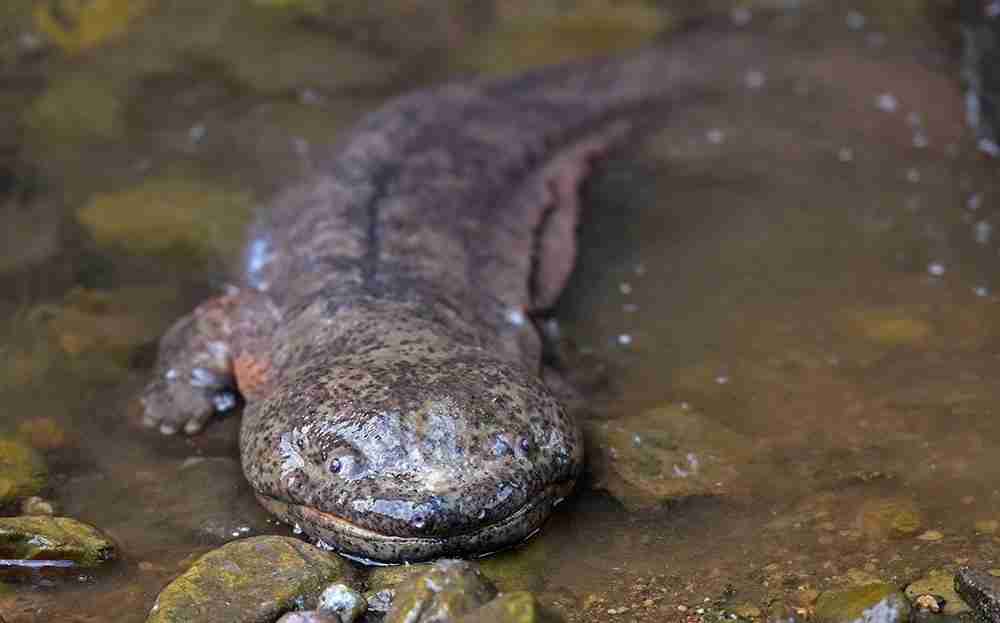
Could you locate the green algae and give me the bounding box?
[146,536,357,623]
[0,436,48,507]
[76,174,254,260]
[0,516,116,566]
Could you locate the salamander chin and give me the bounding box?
[254,480,575,564]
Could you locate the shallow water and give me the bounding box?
[2,1,999,622]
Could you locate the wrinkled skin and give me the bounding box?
[140,28,772,562]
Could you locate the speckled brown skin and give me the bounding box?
[141,29,769,562]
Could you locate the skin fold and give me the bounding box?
[140,27,773,563]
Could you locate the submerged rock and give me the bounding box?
[856,498,924,540]
[24,73,125,146]
[585,403,753,510]
[146,536,357,623]
[33,0,153,55]
[468,1,669,76]
[955,567,1000,623]
[0,435,47,506]
[456,591,542,623]
[76,175,254,260]
[906,570,970,616]
[384,559,497,623]
[0,516,117,566]
[814,583,911,623]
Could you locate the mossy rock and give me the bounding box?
[0,436,48,506]
[34,0,154,55]
[814,583,911,623]
[383,559,496,623]
[76,175,254,260]
[584,403,753,510]
[905,570,970,616]
[856,498,924,540]
[476,536,549,593]
[146,536,358,623]
[0,516,116,566]
[24,73,125,146]
[457,591,542,623]
[467,0,670,76]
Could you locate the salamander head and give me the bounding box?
[240,341,582,564]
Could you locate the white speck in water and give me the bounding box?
[838,147,854,162]
[188,124,206,143]
[906,168,921,183]
[715,375,729,385]
[866,32,887,48]
[164,368,178,380]
[927,262,945,277]
[730,6,752,26]
[706,128,725,144]
[875,93,898,113]
[506,308,526,327]
[967,193,983,211]
[975,220,993,245]
[912,132,929,148]
[680,402,691,410]
[623,303,639,313]
[975,286,990,297]
[617,333,633,346]
[619,282,632,295]
[745,70,765,90]
[632,434,642,447]
[979,138,1000,158]
[846,10,866,30]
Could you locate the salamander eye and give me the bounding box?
[325,446,366,480]
[518,436,532,454]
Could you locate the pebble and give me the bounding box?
[317,583,366,623]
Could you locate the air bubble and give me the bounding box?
[745,70,765,90]
[506,308,526,327]
[927,262,945,277]
[617,334,633,346]
[706,128,725,144]
[875,93,898,113]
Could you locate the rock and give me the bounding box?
[36,286,182,369]
[475,536,549,593]
[960,0,1000,154]
[76,175,254,260]
[467,1,669,77]
[16,417,68,451]
[955,567,1000,623]
[384,559,497,623]
[276,612,340,623]
[33,0,153,55]
[814,583,911,623]
[317,583,366,623]
[457,591,541,623]
[906,570,970,616]
[23,73,125,146]
[0,435,47,506]
[20,496,56,516]
[842,307,932,347]
[146,536,357,623]
[584,403,753,510]
[0,184,60,274]
[856,498,924,540]
[0,516,117,566]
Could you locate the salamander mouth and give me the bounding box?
[254,479,575,565]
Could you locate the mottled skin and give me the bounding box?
[141,29,767,563]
